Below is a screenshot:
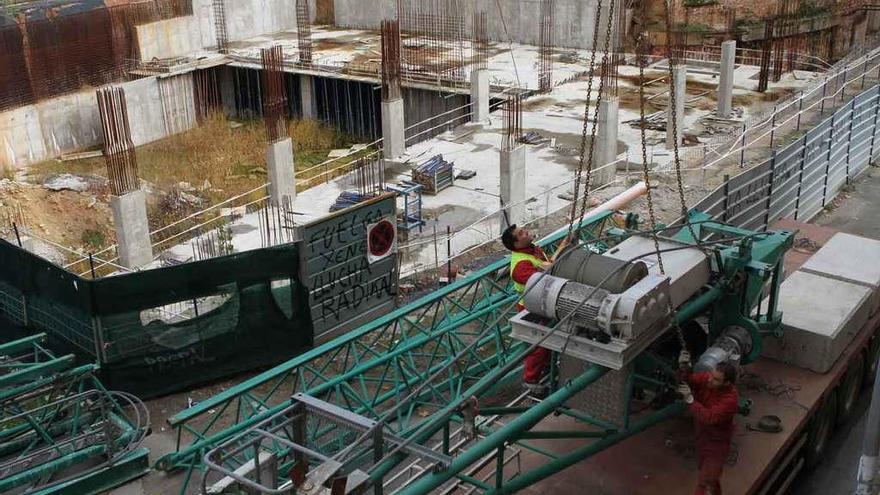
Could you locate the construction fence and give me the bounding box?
[0,196,399,398]
[693,81,880,230]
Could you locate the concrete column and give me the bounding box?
[666,66,687,149]
[717,40,736,119]
[870,11,880,33]
[267,137,296,204]
[111,189,153,269]
[300,74,316,120]
[470,69,490,122]
[595,96,619,186]
[500,144,526,229]
[220,66,237,117]
[381,98,406,159]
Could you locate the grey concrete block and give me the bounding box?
[266,138,296,204]
[381,98,405,159]
[800,232,880,315]
[111,190,153,269]
[762,270,873,373]
[470,69,489,122]
[499,144,526,228]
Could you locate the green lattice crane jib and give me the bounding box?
[161,211,796,495]
[0,333,150,494]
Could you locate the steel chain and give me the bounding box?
[566,0,607,239]
[574,0,617,235]
[662,0,699,243]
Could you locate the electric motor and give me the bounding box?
[696,325,754,372]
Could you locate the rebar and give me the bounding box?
[296,0,313,65]
[194,67,223,122]
[381,19,403,101]
[261,45,289,143]
[0,0,189,112]
[472,11,488,71]
[502,93,523,151]
[96,86,139,196]
[539,0,555,93]
[213,0,229,54]
[398,0,467,81]
[758,18,774,92]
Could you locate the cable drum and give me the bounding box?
[550,245,648,293]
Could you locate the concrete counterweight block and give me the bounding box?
[111,189,153,269]
[595,96,619,186]
[762,270,873,373]
[381,98,406,159]
[799,232,880,315]
[500,144,526,229]
[267,137,296,204]
[471,69,490,122]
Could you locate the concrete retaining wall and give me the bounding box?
[1,75,198,170]
[226,0,297,42]
[136,16,205,60]
[331,0,600,49]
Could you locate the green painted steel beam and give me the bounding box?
[0,355,75,388]
[0,445,106,492]
[515,430,611,440]
[0,333,47,355]
[481,403,685,495]
[31,448,150,495]
[388,365,609,495]
[0,364,96,403]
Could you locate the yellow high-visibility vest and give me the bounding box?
[510,250,546,305]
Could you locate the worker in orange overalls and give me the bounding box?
[502,224,571,396]
[677,351,740,495]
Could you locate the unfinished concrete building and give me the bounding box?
[3,0,880,493]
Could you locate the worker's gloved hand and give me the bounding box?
[678,350,692,369]
[677,383,694,404]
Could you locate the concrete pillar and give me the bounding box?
[470,69,490,122]
[595,96,619,186]
[300,74,316,120]
[111,189,153,269]
[267,137,296,204]
[870,11,880,33]
[499,144,526,229]
[717,40,736,119]
[666,66,686,149]
[220,66,237,117]
[381,98,406,159]
[854,18,869,52]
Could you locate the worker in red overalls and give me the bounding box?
[502,224,571,396]
[677,351,739,495]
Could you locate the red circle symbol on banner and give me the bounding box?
[369,219,396,258]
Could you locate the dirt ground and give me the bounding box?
[3,117,359,263]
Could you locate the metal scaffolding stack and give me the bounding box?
[0,334,150,494]
[412,154,455,194]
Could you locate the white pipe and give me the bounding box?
[545,181,648,240]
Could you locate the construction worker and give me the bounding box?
[501,224,571,395]
[677,351,739,495]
